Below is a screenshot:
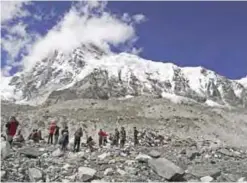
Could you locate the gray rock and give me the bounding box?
[238,177,247,182]
[218,148,241,158]
[77,167,96,181]
[148,158,185,181]
[135,153,152,163]
[148,150,161,158]
[200,176,214,182]
[52,148,64,157]
[1,141,11,159]
[19,147,43,158]
[117,168,126,176]
[187,150,200,160]
[1,171,6,179]
[28,168,43,182]
[104,168,114,176]
[187,165,221,179]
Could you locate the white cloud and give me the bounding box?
[131,47,143,55]
[1,66,12,77]
[132,14,146,24]
[1,22,39,65]
[0,1,31,24]
[22,1,145,71]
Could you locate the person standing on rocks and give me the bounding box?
[48,120,56,144]
[5,116,19,145]
[98,129,107,147]
[74,127,83,152]
[37,129,43,141]
[54,125,60,144]
[15,130,25,143]
[87,136,95,152]
[120,127,126,148]
[133,127,139,146]
[114,128,120,146]
[61,126,69,151]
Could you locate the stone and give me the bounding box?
[135,153,152,163]
[104,168,114,176]
[28,168,43,182]
[19,147,43,158]
[125,167,137,175]
[187,165,221,179]
[1,141,11,159]
[52,148,64,157]
[218,148,240,157]
[200,176,214,182]
[77,167,96,181]
[98,152,110,160]
[187,150,200,160]
[108,159,116,164]
[148,158,185,181]
[238,177,247,182]
[148,150,161,158]
[117,168,126,176]
[1,171,6,179]
[125,160,135,166]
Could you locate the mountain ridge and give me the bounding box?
[1,45,246,108]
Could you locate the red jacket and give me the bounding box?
[6,120,19,137]
[49,122,56,134]
[98,131,108,137]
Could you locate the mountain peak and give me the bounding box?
[1,50,247,108]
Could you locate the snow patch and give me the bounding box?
[161,92,196,104]
[205,100,224,108]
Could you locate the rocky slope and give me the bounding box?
[1,95,247,182]
[1,44,247,107]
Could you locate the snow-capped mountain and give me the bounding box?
[237,76,247,88]
[1,44,247,108]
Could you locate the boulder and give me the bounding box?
[104,168,114,176]
[1,170,6,179]
[19,147,43,158]
[78,167,96,181]
[148,150,161,158]
[148,158,184,181]
[98,152,110,160]
[238,177,247,182]
[187,150,200,160]
[117,168,126,176]
[1,141,11,159]
[187,165,221,179]
[52,148,64,157]
[135,153,152,163]
[200,176,214,182]
[218,148,240,157]
[28,168,43,182]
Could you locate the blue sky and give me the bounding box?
[1,1,247,79]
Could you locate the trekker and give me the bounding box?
[98,129,104,147]
[48,121,56,144]
[54,125,60,144]
[37,130,43,140]
[6,116,19,145]
[87,136,95,152]
[98,129,108,147]
[133,127,139,146]
[15,130,25,143]
[120,127,126,148]
[61,126,69,151]
[114,128,120,146]
[28,129,39,143]
[74,127,83,152]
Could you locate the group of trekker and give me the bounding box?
[3,116,140,153]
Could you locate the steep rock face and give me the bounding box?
[1,45,247,108]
